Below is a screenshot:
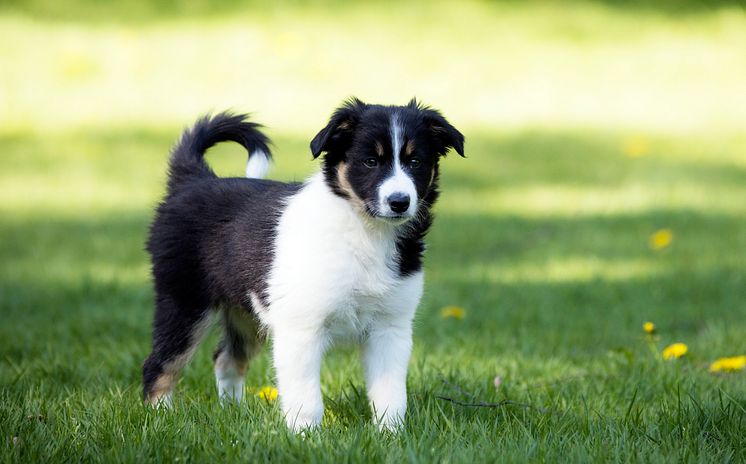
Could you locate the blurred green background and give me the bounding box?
[1,1,745,462]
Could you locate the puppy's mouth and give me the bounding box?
[363,203,416,224]
[378,214,411,223]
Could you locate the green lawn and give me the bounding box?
[2,1,746,462]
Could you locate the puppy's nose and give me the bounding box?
[387,192,410,214]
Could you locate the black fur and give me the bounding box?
[142,113,298,400]
[167,113,271,193]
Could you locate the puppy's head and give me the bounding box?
[311,98,464,223]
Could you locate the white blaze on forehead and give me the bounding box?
[391,114,404,160]
[377,113,418,217]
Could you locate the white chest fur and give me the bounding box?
[259,174,424,432]
[260,174,404,340]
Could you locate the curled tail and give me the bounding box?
[168,112,272,193]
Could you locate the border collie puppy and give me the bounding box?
[142,98,464,431]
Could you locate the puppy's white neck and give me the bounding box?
[304,172,399,237]
[263,171,405,330]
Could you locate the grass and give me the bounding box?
[2,1,746,462]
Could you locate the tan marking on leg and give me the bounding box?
[144,315,214,407]
[146,373,176,406]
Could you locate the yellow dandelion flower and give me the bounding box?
[662,342,688,360]
[643,321,655,334]
[709,355,746,373]
[440,306,465,320]
[649,229,673,250]
[622,136,650,158]
[257,386,278,401]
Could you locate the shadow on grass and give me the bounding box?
[445,130,746,189]
[428,208,746,266]
[589,0,746,15]
[1,0,743,22]
[1,206,744,358]
[3,127,745,190]
[2,206,744,285]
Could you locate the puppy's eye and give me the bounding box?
[408,158,422,168]
[363,158,379,168]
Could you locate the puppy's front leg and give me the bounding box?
[272,326,327,432]
[362,321,413,431]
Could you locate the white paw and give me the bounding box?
[217,378,245,404]
[284,406,323,433]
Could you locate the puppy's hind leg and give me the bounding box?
[142,292,212,407]
[213,306,263,403]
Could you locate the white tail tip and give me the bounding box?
[245,150,270,179]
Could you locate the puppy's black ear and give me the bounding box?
[411,99,465,157]
[424,111,465,157]
[310,97,367,159]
